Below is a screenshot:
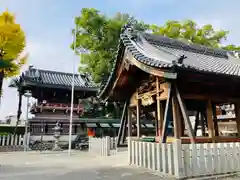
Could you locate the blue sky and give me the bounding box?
[0,0,240,119]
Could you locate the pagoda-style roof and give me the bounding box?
[99,23,240,101]
[10,67,98,91]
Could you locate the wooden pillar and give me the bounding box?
[155,108,158,136]
[200,112,206,136]
[156,77,163,140]
[172,91,181,139]
[235,103,240,137]
[161,83,172,143]
[212,103,219,137]
[117,101,128,147]
[136,89,141,138]
[206,100,215,142]
[122,110,128,144]
[128,107,133,137]
[175,84,195,143]
[194,111,200,136]
[180,115,185,136]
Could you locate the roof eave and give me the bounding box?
[97,42,126,101]
[22,81,99,92]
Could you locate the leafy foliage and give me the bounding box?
[80,96,122,118]
[150,20,240,50]
[72,9,240,83]
[72,8,148,83]
[0,11,27,77]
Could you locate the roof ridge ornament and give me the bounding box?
[121,18,138,40]
[227,51,240,61]
[233,51,240,59]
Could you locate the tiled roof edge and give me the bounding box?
[143,33,230,59]
[24,67,98,88]
[97,22,138,100]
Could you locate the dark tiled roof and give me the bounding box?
[122,31,240,76]
[23,68,98,90]
[98,24,240,100]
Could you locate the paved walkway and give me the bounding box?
[0,151,239,179]
[0,151,164,180]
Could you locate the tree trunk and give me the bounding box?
[0,71,4,103]
[13,90,23,135]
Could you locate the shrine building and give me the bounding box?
[99,23,240,145]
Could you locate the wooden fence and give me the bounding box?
[89,136,117,156]
[128,139,240,179]
[0,134,27,152]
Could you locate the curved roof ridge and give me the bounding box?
[98,24,240,101]
[23,67,98,89]
[29,67,82,76]
[142,33,229,59]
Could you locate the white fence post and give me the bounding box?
[156,142,162,172]
[151,143,156,170]
[6,135,10,146]
[173,139,185,179]
[128,137,132,164]
[0,134,25,152]
[2,136,6,146]
[132,140,136,165]
[128,139,240,179]
[143,142,147,168]
[10,135,14,145]
[147,142,151,169]
[162,143,168,173]
[167,143,174,175]
[106,136,110,156]
[88,136,113,157]
[139,142,143,167]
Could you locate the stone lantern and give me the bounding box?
[52,121,62,151]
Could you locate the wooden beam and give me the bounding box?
[126,51,177,78]
[206,100,216,142]
[161,83,172,143]
[128,107,133,137]
[122,111,128,144]
[182,93,240,103]
[200,112,206,136]
[212,103,219,136]
[156,77,163,140]
[180,114,185,136]
[117,101,128,147]
[155,108,158,136]
[136,90,141,138]
[175,84,195,143]
[235,103,240,138]
[172,91,181,139]
[194,111,200,136]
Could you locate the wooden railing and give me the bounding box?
[33,102,84,113]
[128,139,240,179]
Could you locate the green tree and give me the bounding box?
[71,8,148,83]
[150,20,240,50]
[72,9,239,83]
[0,11,27,94]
